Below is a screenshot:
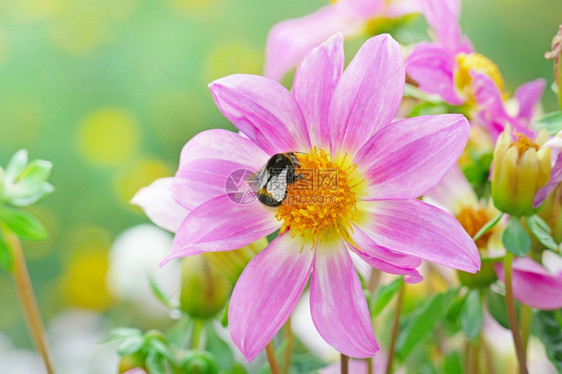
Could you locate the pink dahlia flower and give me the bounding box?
[407,0,545,141]
[264,0,421,81]
[153,33,479,361]
[494,256,562,310]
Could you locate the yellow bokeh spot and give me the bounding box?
[77,107,140,166]
[60,248,114,311]
[203,41,263,83]
[115,159,171,204]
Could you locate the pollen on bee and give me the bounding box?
[275,147,364,242]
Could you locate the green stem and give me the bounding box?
[265,341,281,374]
[282,317,293,374]
[504,253,528,374]
[520,304,532,362]
[2,225,54,374]
[366,357,373,374]
[385,284,405,374]
[191,318,204,350]
[341,354,349,374]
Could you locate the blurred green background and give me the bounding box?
[0,0,559,348]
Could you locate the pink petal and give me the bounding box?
[131,177,188,233]
[229,234,314,361]
[328,34,405,156]
[209,75,310,154]
[534,152,562,208]
[310,241,379,358]
[384,0,422,17]
[171,129,270,211]
[494,257,562,310]
[164,195,280,264]
[406,42,463,105]
[354,114,469,200]
[515,79,546,121]
[349,225,423,283]
[264,5,357,82]
[359,199,480,273]
[340,0,385,16]
[293,33,344,146]
[420,0,463,49]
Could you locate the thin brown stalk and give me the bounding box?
[265,341,281,374]
[341,354,349,374]
[504,253,528,374]
[385,284,405,374]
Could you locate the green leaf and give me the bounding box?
[369,277,404,316]
[0,229,14,272]
[460,290,483,341]
[527,216,558,251]
[502,216,531,256]
[533,111,562,135]
[117,334,145,356]
[205,322,234,370]
[148,276,174,309]
[473,212,503,242]
[102,327,143,344]
[485,289,518,330]
[4,150,28,183]
[443,351,463,373]
[396,288,459,360]
[147,338,175,364]
[145,350,166,374]
[535,310,562,373]
[0,208,48,241]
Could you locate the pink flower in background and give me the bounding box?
[494,256,562,310]
[264,0,421,81]
[142,33,479,361]
[407,0,545,141]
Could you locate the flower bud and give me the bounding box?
[179,254,231,319]
[180,351,218,374]
[203,238,267,284]
[491,126,551,216]
[457,259,497,288]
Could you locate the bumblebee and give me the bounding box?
[249,153,302,207]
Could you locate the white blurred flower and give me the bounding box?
[106,224,180,314]
[0,335,44,374]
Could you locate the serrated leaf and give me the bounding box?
[536,310,562,373]
[460,290,483,341]
[0,229,14,272]
[528,216,558,251]
[502,216,531,256]
[396,288,459,360]
[369,277,404,316]
[473,212,503,242]
[145,350,166,374]
[0,208,48,241]
[533,111,562,135]
[117,334,145,356]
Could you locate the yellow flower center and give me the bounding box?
[454,53,505,103]
[455,204,495,248]
[512,132,539,156]
[276,148,364,243]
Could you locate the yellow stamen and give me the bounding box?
[454,53,505,103]
[276,147,364,244]
[512,132,539,156]
[455,204,496,248]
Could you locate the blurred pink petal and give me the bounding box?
[293,33,344,146]
[131,177,187,233]
[424,164,478,214]
[164,195,280,263]
[515,79,546,121]
[354,114,469,200]
[310,241,379,358]
[229,234,314,361]
[358,199,480,273]
[420,0,463,49]
[328,34,405,156]
[495,257,562,310]
[534,153,562,208]
[209,75,310,154]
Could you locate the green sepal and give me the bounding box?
[502,216,531,256]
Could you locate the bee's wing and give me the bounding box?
[266,168,288,203]
[247,167,269,192]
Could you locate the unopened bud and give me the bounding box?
[179,255,231,319]
[180,351,218,374]
[491,126,551,216]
